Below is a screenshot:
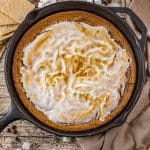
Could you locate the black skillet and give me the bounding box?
[0,1,147,137]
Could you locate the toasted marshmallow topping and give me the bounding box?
[21,22,130,124]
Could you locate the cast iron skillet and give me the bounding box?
[0,1,147,137]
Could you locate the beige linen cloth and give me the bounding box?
[76,0,150,150]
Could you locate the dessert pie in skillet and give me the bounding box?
[13,11,136,131]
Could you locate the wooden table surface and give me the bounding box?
[0,54,81,149]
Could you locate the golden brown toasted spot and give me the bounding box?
[25,32,51,67]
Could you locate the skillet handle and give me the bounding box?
[107,7,147,53]
[0,101,25,133]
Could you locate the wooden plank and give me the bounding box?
[0,136,81,150]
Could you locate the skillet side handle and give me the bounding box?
[107,7,147,53]
[0,101,25,133]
